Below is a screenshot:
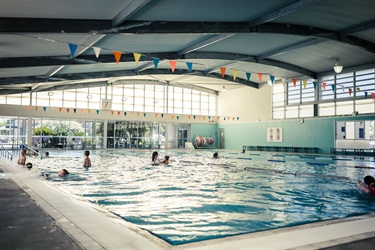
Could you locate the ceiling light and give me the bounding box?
[122,97,127,102]
[333,59,343,74]
[87,95,92,99]
[48,92,54,96]
[221,86,227,92]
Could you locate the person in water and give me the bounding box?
[213,152,219,159]
[83,150,91,168]
[357,175,375,195]
[17,149,26,166]
[163,155,170,164]
[58,169,70,177]
[152,151,160,165]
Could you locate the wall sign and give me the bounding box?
[267,127,283,142]
[101,99,112,110]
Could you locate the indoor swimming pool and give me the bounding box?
[22,150,375,245]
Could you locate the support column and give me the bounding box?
[103,119,108,149]
[27,117,32,147]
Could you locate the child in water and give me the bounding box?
[17,149,26,166]
[357,175,375,195]
[163,155,170,164]
[83,150,91,168]
[58,169,70,177]
[152,151,160,165]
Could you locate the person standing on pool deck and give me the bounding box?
[357,175,375,195]
[152,151,160,165]
[83,150,91,168]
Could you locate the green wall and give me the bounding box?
[218,115,374,154]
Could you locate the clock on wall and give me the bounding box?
[101,99,112,110]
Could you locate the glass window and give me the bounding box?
[319,103,335,117]
[299,104,313,118]
[6,94,22,105]
[111,85,123,111]
[49,91,63,108]
[36,92,49,107]
[336,72,354,100]
[76,88,89,109]
[273,107,284,119]
[21,93,30,106]
[285,106,298,118]
[0,95,6,104]
[301,81,316,103]
[356,99,374,114]
[63,89,76,108]
[336,101,353,115]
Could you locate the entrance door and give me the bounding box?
[178,129,188,149]
[219,128,225,149]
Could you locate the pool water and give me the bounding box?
[26,150,375,245]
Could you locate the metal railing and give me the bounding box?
[0,142,13,161]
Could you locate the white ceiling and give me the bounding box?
[0,0,374,95]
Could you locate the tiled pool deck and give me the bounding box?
[1,158,374,250]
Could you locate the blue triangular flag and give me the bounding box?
[73,109,77,113]
[313,81,317,90]
[143,113,146,117]
[270,75,275,84]
[246,72,251,81]
[365,92,368,98]
[68,43,78,58]
[96,110,99,114]
[186,62,193,73]
[124,112,127,116]
[153,58,160,69]
[161,114,164,118]
[331,84,335,92]
[43,107,46,111]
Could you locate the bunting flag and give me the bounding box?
[232,117,235,121]
[171,115,175,119]
[237,117,240,120]
[349,88,352,96]
[302,80,307,89]
[133,53,141,63]
[269,75,275,85]
[59,107,62,112]
[188,115,191,119]
[118,111,121,116]
[169,60,177,73]
[87,109,91,114]
[68,43,78,58]
[35,106,39,111]
[323,82,326,90]
[143,113,146,117]
[124,112,127,116]
[113,51,122,63]
[220,67,226,78]
[313,81,317,90]
[246,72,251,81]
[73,109,77,113]
[331,84,335,92]
[365,92,368,98]
[66,108,70,113]
[257,73,263,82]
[137,112,140,117]
[208,116,211,120]
[93,47,101,58]
[153,58,160,69]
[177,116,179,120]
[96,110,100,114]
[111,111,114,115]
[43,107,46,111]
[224,117,226,121]
[232,70,238,81]
[26,105,30,110]
[155,113,158,117]
[80,109,84,113]
[292,78,297,87]
[372,93,375,100]
[193,115,196,119]
[203,116,206,120]
[186,62,193,73]
[161,114,164,118]
[356,87,360,91]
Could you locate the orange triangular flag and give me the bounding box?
[80,109,84,113]
[66,108,70,113]
[232,70,238,81]
[111,111,114,115]
[323,82,326,90]
[292,78,297,87]
[220,67,226,78]
[26,105,30,110]
[58,107,62,112]
[349,88,352,95]
[35,106,39,111]
[155,114,158,117]
[87,109,91,113]
[118,111,121,116]
[169,60,177,73]
[113,51,122,63]
[133,53,141,63]
[257,73,263,81]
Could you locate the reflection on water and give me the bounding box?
[25,150,375,245]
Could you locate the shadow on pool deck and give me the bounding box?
[0,168,83,250]
[1,166,374,250]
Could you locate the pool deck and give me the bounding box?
[1,158,375,250]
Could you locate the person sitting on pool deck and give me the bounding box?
[83,150,91,168]
[213,152,219,159]
[152,151,161,165]
[357,175,375,195]
[58,169,70,177]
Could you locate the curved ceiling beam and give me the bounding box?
[112,0,152,27]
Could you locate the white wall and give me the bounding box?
[217,84,272,123]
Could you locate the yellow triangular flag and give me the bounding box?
[133,53,141,63]
[232,70,238,81]
[303,80,307,89]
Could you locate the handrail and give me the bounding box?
[0,142,13,161]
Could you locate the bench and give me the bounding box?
[244,146,318,154]
[331,148,375,156]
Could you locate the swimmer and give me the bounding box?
[58,169,70,177]
[152,151,160,165]
[44,152,50,158]
[213,152,219,159]
[83,150,91,168]
[357,175,375,195]
[163,155,170,164]
[26,162,33,170]
[17,149,26,166]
